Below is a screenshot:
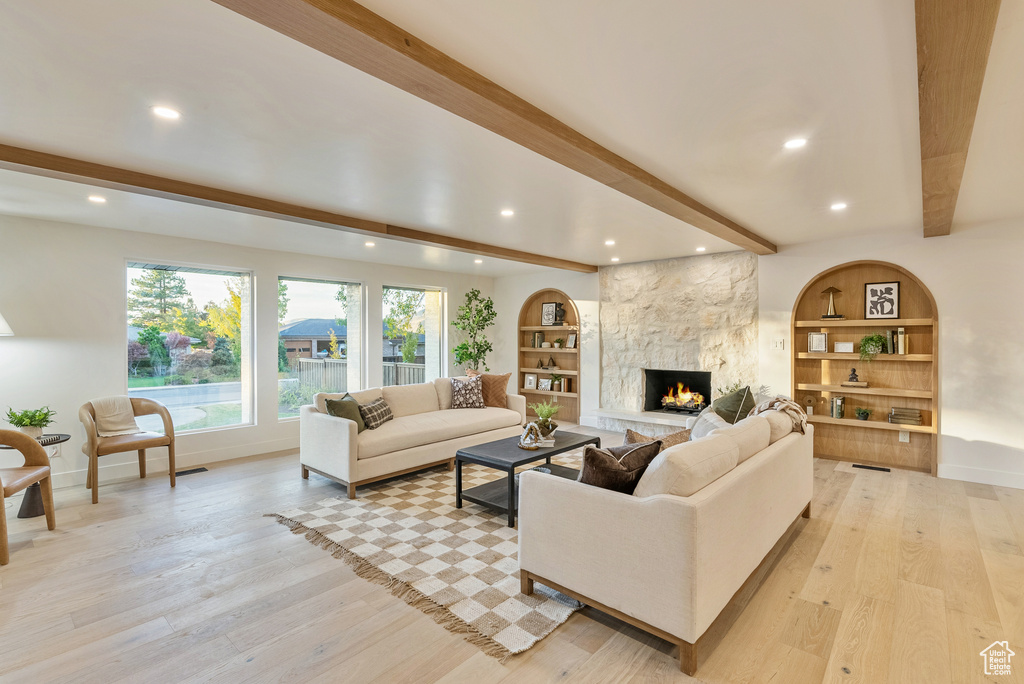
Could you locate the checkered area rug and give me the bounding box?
[271,452,584,660]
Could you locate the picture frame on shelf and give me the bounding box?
[566,333,577,349]
[834,341,854,353]
[532,332,544,348]
[808,332,828,353]
[523,373,538,390]
[865,281,900,319]
[538,378,552,391]
[541,302,557,326]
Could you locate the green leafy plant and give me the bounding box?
[549,373,563,383]
[6,406,57,428]
[451,288,497,372]
[854,407,872,420]
[553,338,565,347]
[858,333,888,361]
[528,401,560,431]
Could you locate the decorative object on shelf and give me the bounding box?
[566,333,577,349]
[842,368,868,388]
[527,400,560,438]
[554,302,567,325]
[541,302,557,326]
[553,338,564,349]
[532,332,544,348]
[450,288,497,372]
[541,341,552,348]
[536,358,544,369]
[803,396,816,416]
[538,378,553,391]
[5,406,57,440]
[889,407,923,425]
[523,373,538,390]
[821,286,845,319]
[550,373,563,392]
[547,356,557,368]
[808,332,828,353]
[855,407,872,421]
[865,281,900,319]
[858,332,888,361]
[834,341,854,353]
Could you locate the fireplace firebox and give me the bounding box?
[642,369,712,414]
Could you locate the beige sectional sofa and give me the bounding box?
[518,413,812,675]
[300,379,526,498]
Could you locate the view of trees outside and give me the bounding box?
[126,265,251,432]
[382,286,441,386]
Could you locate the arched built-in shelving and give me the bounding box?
[518,289,580,424]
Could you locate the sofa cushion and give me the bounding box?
[315,388,381,414]
[578,441,662,494]
[624,427,690,452]
[357,407,521,459]
[358,398,394,430]
[712,386,756,424]
[709,415,770,464]
[325,395,366,433]
[633,434,739,498]
[467,370,512,408]
[690,407,729,440]
[451,376,485,409]
[761,409,795,444]
[382,382,440,418]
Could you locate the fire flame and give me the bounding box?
[662,382,704,408]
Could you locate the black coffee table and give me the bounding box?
[455,430,601,527]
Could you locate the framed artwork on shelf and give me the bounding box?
[808,332,828,353]
[566,333,577,349]
[541,302,557,326]
[523,373,538,390]
[538,378,553,391]
[865,281,900,319]
[834,341,854,353]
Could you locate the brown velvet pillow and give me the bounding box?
[466,370,512,408]
[624,427,690,452]
[577,441,662,494]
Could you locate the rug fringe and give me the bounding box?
[268,513,515,662]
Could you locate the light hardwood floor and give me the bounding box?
[2,436,1023,683]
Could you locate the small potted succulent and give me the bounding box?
[6,406,57,439]
[528,401,560,437]
[553,338,565,349]
[858,333,888,361]
[550,373,563,392]
[854,407,872,421]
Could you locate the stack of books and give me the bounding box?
[883,327,908,355]
[889,407,923,425]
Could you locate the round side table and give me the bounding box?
[1,433,70,518]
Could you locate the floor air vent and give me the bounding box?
[852,464,890,473]
[175,467,209,477]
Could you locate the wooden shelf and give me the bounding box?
[795,318,933,328]
[796,352,933,362]
[521,369,578,376]
[519,325,579,332]
[519,347,579,354]
[796,383,932,399]
[520,388,579,398]
[808,414,935,434]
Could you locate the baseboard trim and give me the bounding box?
[938,464,1024,490]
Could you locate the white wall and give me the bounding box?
[0,215,492,487]
[757,221,1024,487]
[491,270,600,420]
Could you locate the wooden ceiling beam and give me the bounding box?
[211,0,777,255]
[916,0,1001,237]
[0,143,598,273]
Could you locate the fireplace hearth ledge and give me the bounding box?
[586,408,697,430]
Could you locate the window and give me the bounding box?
[126,263,253,432]
[381,286,443,386]
[278,277,362,418]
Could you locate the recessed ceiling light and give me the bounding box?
[88,195,107,203]
[151,106,181,120]
[784,138,807,149]
[474,259,483,264]
[364,241,375,247]
[605,240,615,246]
[500,209,514,217]
[610,257,620,262]
[696,247,706,252]
[830,202,848,211]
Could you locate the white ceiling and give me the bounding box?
[0,0,1018,274]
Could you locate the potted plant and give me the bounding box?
[451,288,497,372]
[550,373,563,392]
[6,406,57,439]
[854,407,872,421]
[528,401,560,437]
[858,332,888,361]
[553,338,564,349]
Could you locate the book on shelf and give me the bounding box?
[897,327,906,354]
[886,330,894,354]
[889,407,923,425]
[889,416,923,425]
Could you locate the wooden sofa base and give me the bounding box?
[520,501,812,675]
[301,458,455,499]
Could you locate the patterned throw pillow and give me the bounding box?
[624,427,690,452]
[466,370,512,408]
[577,441,662,494]
[451,376,485,409]
[358,397,394,429]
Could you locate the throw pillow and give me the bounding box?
[358,397,394,430]
[451,375,485,409]
[325,394,367,433]
[633,434,739,498]
[466,370,512,408]
[577,441,662,494]
[712,386,756,424]
[691,406,729,439]
[624,427,690,452]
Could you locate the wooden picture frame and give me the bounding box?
[538,378,552,391]
[541,302,557,326]
[524,373,538,390]
[808,332,828,353]
[566,333,577,349]
[865,281,900,319]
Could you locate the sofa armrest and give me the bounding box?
[299,405,358,484]
[506,393,527,424]
[518,471,697,642]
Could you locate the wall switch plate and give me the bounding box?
[772,338,786,350]
[899,430,910,443]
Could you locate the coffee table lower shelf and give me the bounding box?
[460,464,579,524]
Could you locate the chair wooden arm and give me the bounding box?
[129,397,175,438]
[0,429,50,467]
[78,403,99,457]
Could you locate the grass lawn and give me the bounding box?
[177,403,243,431]
[128,377,166,388]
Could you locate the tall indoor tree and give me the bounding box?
[451,288,496,372]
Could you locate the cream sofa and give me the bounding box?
[300,379,526,498]
[518,417,813,675]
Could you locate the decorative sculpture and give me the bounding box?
[821,286,845,320]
